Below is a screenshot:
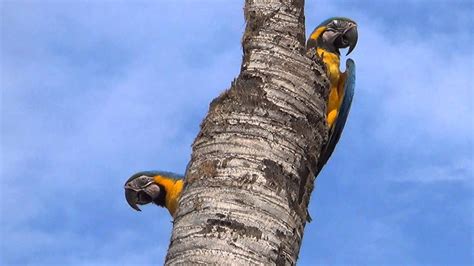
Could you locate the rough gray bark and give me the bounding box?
[166,0,329,264]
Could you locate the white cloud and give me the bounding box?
[397,158,473,184]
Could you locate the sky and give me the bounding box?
[0,0,472,265]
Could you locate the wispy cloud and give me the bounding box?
[1,2,242,265]
[396,158,473,184]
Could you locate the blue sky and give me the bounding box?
[1,0,472,265]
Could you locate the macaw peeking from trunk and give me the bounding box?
[124,171,183,216]
[124,17,357,217]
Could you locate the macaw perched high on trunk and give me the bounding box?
[124,17,357,217]
[307,17,357,175]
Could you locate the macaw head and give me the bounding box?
[307,17,358,56]
[124,171,166,211]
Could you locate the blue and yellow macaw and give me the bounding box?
[124,171,183,216]
[124,17,358,216]
[307,17,357,175]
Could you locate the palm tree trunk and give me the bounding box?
[165,0,329,264]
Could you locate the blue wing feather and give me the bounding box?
[316,58,355,176]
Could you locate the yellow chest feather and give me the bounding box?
[153,176,184,217]
[166,180,183,216]
[317,48,341,83]
[317,48,343,127]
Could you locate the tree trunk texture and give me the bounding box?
[165,0,329,264]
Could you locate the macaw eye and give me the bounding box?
[136,175,153,187]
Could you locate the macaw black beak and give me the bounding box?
[344,25,358,55]
[125,187,142,211]
[124,175,161,212]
